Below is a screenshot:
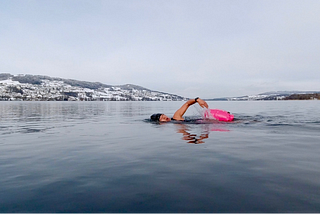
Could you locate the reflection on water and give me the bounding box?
[171,117,231,144]
[147,117,231,144]
[0,102,109,136]
[174,123,230,144]
[0,101,154,136]
[175,123,209,144]
[0,101,152,122]
[0,101,107,121]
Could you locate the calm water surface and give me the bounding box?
[1,101,320,212]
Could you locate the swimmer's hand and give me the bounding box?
[196,98,209,108]
[173,97,208,120]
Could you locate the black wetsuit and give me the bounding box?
[171,117,203,123]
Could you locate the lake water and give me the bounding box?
[1,101,320,212]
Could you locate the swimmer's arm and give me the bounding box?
[172,98,208,120]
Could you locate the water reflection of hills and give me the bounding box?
[0,102,156,135]
[0,102,112,135]
[0,102,108,122]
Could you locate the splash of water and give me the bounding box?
[193,105,216,120]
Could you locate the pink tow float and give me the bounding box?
[204,109,234,122]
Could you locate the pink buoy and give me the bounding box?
[204,109,234,122]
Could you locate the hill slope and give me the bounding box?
[0,73,186,101]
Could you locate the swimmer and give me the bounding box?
[150,97,209,122]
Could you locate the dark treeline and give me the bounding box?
[284,93,320,100]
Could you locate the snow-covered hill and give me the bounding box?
[207,91,320,101]
[0,74,186,101]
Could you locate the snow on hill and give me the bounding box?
[0,74,186,101]
[207,91,320,101]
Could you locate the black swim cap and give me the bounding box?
[150,113,163,121]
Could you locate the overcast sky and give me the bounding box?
[1,0,319,98]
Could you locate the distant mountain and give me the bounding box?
[206,91,320,101]
[0,73,186,101]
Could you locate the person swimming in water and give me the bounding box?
[150,97,209,122]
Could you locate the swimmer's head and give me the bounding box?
[150,114,171,122]
[150,113,162,121]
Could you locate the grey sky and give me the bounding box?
[1,0,319,98]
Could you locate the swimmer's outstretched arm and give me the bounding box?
[172,98,208,120]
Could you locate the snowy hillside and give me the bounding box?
[0,74,186,101]
[207,91,320,101]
